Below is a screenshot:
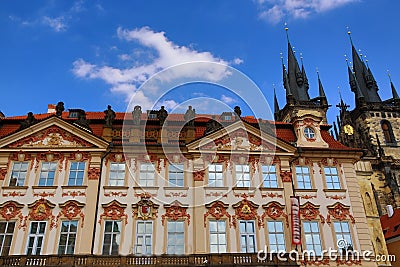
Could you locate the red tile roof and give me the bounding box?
[0,111,357,151]
[381,209,400,239]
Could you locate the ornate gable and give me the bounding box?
[0,116,109,151]
[186,120,295,155]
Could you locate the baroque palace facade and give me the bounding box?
[0,33,393,267]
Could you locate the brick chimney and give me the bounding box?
[47,104,56,113]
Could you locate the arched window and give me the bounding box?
[381,120,396,144]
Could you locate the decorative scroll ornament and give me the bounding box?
[300,202,325,223]
[262,201,289,228]
[0,168,7,180]
[0,201,24,221]
[204,201,232,227]
[326,202,355,224]
[58,200,85,227]
[28,199,55,221]
[100,200,128,224]
[88,167,100,180]
[193,170,205,181]
[161,200,190,225]
[132,197,159,220]
[280,171,292,182]
[232,199,261,228]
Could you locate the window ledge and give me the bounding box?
[32,186,58,190]
[323,189,347,193]
[61,185,88,189]
[295,188,318,193]
[133,186,159,190]
[103,186,129,190]
[163,186,189,190]
[259,187,284,191]
[232,186,257,192]
[2,186,28,190]
[204,186,229,190]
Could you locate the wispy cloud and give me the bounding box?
[8,0,91,32]
[72,26,241,110]
[42,16,67,32]
[257,0,359,24]
[221,94,237,104]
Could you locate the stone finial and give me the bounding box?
[104,105,116,127]
[56,102,65,117]
[157,106,168,126]
[184,106,196,126]
[132,105,142,126]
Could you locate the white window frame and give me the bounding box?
[26,221,47,255]
[334,221,353,253]
[58,220,78,255]
[139,163,155,187]
[0,221,15,256]
[262,165,278,188]
[208,164,224,187]
[167,221,184,255]
[304,127,315,139]
[10,161,29,186]
[235,164,251,187]
[267,220,286,252]
[68,162,86,186]
[295,166,312,189]
[239,220,256,253]
[209,220,227,253]
[135,220,153,255]
[102,220,122,255]
[324,167,341,189]
[303,221,322,255]
[39,162,57,186]
[169,164,184,187]
[109,162,126,186]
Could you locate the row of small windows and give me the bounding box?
[0,219,352,256]
[8,161,341,190]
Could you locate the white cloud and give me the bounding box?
[42,16,67,32]
[257,0,359,24]
[232,58,244,65]
[221,94,237,104]
[73,26,238,110]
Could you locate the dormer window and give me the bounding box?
[148,113,157,119]
[304,127,315,139]
[223,115,232,121]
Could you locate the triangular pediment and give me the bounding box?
[0,116,109,150]
[186,120,295,155]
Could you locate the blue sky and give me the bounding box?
[1,0,400,125]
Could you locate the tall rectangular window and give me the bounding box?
[303,221,322,255]
[102,220,121,255]
[39,162,57,186]
[334,221,352,253]
[167,221,184,254]
[68,162,85,186]
[135,221,153,255]
[262,165,278,188]
[58,220,78,255]
[236,165,250,187]
[10,162,29,186]
[239,220,256,253]
[295,166,312,189]
[324,167,341,189]
[26,221,46,255]
[209,220,226,253]
[208,164,223,187]
[139,163,155,186]
[169,164,184,187]
[109,163,125,186]
[267,221,286,252]
[0,222,15,256]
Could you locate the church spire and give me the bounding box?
[388,71,400,99]
[317,69,326,98]
[285,25,310,101]
[347,29,381,103]
[274,86,280,120]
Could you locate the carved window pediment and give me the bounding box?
[261,201,289,228]
[232,199,260,227]
[100,200,128,224]
[299,202,325,222]
[326,202,355,224]
[0,201,24,221]
[204,201,232,227]
[28,199,55,221]
[162,200,190,225]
